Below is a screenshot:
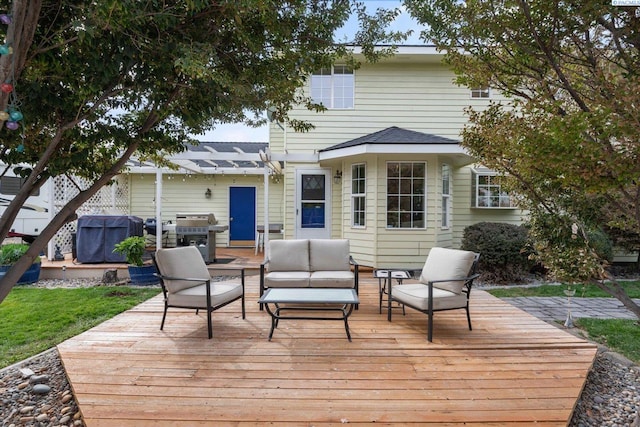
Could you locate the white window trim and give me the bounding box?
[472,169,516,209]
[441,164,451,229]
[351,163,366,228]
[470,85,491,99]
[310,65,355,110]
[385,161,427,230]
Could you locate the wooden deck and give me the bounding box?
[57,275,598,426]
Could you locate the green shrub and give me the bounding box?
[587,228,613,262]
[113,236,146,266]
[461,222,533,284]
[0,243,41,265]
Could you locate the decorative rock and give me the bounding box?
[29,374,49,384]
[59,415,71,424]
[102,269,119,283]
[32,384,51,394]
[36,413,49,422]
[19,405,34,413]
[19,368,35,377]
[61,393,73,403]
[17,381,29,390]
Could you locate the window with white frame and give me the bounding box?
[311,65,354,109]
[351,163,366,227]
[441,164,451,228]
[386,162,426,229]
[471,85,490,98]
[472,171,514,208]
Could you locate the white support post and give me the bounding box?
[155,168,163,249]
[263,166,270,261]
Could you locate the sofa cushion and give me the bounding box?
[392,283,467,311]
[309,270,355,288]
[167,281,243,308]
[309,239,350,272]
[155,246,211,293]
[419,247,476,294]
[268,239,310,272]
[264,271,311,288]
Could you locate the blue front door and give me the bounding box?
[229,186,256,244]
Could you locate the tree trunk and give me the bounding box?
[593,279,640,320]
[0,142,141,304]
[0,0,41,113]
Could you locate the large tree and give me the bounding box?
[405,0,640,318]
[0,0,405,303]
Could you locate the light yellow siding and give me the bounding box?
[128,173,284,247]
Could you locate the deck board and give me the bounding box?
[57,276,597,426]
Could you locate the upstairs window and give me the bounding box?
[311,65,354,109]
[472,170,515,208]
[471,86,491,98]
[386,162,426,229]
[351,163,366,228]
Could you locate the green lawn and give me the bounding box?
[486,280,640,298]
[486,281,640,364]
[575,318,640,363]
[0,286,161,368]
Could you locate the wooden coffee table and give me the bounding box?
[258,288,359,341]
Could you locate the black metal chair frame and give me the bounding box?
[387,253,480,342]
[151,253,246,339]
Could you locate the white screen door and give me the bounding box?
[295,168,331,239]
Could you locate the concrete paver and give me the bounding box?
[502,296,640,324]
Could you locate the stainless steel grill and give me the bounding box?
[175,213,228,263]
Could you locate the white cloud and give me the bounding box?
[192,122,269,142]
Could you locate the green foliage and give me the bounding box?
[0,286,160,368]
[527,211,608,283]
[0,244,41,265]
[406,1,640,315]
[113,236,147,266]
[0,1,408,301]
[461,222,532,283]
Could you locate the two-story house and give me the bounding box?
[126,46,524,269]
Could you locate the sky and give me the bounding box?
[192,0,426,143]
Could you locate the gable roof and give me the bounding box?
[319,127,459,152]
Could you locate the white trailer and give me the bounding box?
[0,174,52,240]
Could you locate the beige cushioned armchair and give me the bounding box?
[153,246,245,339]
[387,247,480,342]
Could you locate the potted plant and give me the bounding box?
[0,243,42,284]
[113,236,159,285]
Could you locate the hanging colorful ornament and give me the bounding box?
[0,82,12,93]
[9,110,22,121]
[0,45,9,55]
[0,111,8,121]
[0,14,10,25]
[6,121,19,130]
[16,143,24,153]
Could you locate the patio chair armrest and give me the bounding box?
[207,266,246,277]
[349,256,359,294]
[154,273,210,283]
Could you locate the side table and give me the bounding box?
[373,269,411,314]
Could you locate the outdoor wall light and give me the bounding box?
[205,188,212,199]
[333,170,342,184]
